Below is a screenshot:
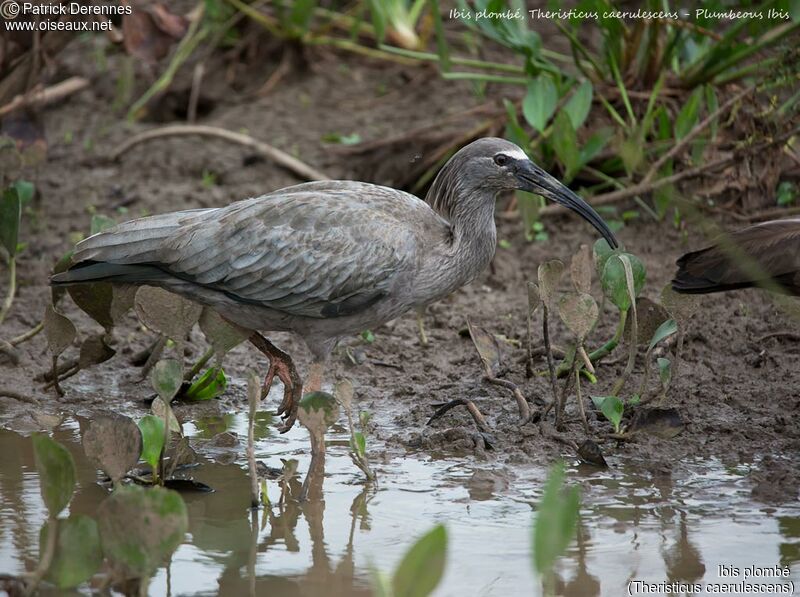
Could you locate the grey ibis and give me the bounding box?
[672,218,800,295]
[51,137,619,430]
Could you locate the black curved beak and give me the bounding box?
[514,159,619,249]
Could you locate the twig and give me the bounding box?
[0,388,40,405]
[0,76,89,117]
[483,376,532,422]
[257,49,292,97]
[0,258,16,327]
[110,124,330,182]
[757,331,800,343]
[186,63,205,123]
[641,85,755,185]
[574,358,590,433]
[427,398,490,433]
[9,321,44,346]
[247,372,260,508]
[747,205,800,222]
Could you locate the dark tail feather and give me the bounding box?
[50,261,169,286]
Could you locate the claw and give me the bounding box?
[250,332,302,433]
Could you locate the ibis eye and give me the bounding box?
[494,154,510,166]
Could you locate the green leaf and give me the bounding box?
[600,253,646,311]
[289,0,315,31]
[32,434,76,517]
[392,524,447,597]
[674,87,703,140]
[82,414,142,485]
[704,85,719,140]
[591,396,624,433]
[579,127,612,165]
[522,75,558,133]
[184,367,227,401]
[298,391,340,435]
[138,415,166,472]
[90,214,116,235]
[361,329,375,343]
[0,187,21,258]
[351,431,367,458]
[657,357,672,387]
[13,180,34,205]
[648,318,677,352]
[551,111,580,182]
[532,463,580,576]
[563,80,593,129]
[40,515,102,589]
[592,238,617,277]
[97,485,188,577]
[151,359,183,402]
[777,181,797,206]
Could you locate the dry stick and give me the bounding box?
[640,85,755,186]
[427,398,490,433]
[757,331,800,343]
[9,321,44,346]
[0,388,40,405]
[0,76,89,118]
[186,63,205,124]
[109,125,330,182]
[748,205,800,222]
[483,376,531,422]
[574,366,590,433]
[246,372,260,508]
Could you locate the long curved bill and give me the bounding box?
[516,160,619,249]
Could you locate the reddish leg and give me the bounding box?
[249,332,302,433]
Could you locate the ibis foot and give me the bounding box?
[249,332,302,433]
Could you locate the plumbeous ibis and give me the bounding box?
[52,137,619,430]
[672,218,800,296]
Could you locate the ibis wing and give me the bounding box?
[157,187,421,318]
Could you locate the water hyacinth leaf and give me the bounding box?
[152,397,181,434]
[90,214,116,235]
[152,358,183,402]
[601,253,645,311]
[78,334,116,369]
[592,238,618,278]
[532,463,580,576]
[537,259,565,305]
[660,285,700,326]
[648,318,677,352]
[82,414,142,484]
[138,415,165,472]
[392,524,447,597]
[32,433,75,517]
[198,307,248,358]
[627,297,669,346]
[523,75,558,133]
[630,407,684,439]
[40,514,102,589]
[97,485,188,577]
[591,396,624,433]
[0,187,21,258]
[13,179,34,205]
[570,244,592,293]
[134,286,202,342]
[563,80,593,130]
[334,378,355,411]
[558,293,598,341]
[466,320,501,375]
[68,283,115,329]
[298,391,340,434]
[657,357,672,387]
[184,367,227,401]
[527,281,541,316]
[44,303,76,357]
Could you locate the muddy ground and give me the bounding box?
[1,33,799,505]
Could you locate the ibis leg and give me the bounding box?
[304,361,325,394]
[249,332,302,433]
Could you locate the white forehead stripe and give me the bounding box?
[503,148,530,160]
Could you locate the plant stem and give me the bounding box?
[247,375,259,507]
[0,257,16,327]
[185,347,214,381]
[610,259,638,396]
[26,516,58,595]
[575,362,590,433]
[541,304,558,405]
[557,309,627,378]
[9,320,43,346]
[378,44,525,73]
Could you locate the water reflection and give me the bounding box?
[0,416,798,597]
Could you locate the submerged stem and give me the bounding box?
[0,257,16,327]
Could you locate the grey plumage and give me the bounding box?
[52,137,617,411]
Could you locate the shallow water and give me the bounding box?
[0,410,798,596]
